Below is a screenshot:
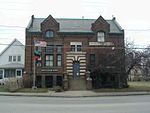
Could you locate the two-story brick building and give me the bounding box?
[24,15,127,90]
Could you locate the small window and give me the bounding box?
[16,69,22,76]
[45,55,54,66]
[45,30,54,38]
[57,54,62,66]
[71,45,75,52]
[13,56,16,62]
[97,32,105,42]
[77,45,81,51]
[9,56,12,62]
[0,70,4,79]
[71,45,81,52]
[17,56,21,62]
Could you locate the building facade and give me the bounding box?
[0,39,24,84]
[24,15,127,90]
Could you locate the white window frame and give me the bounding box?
[0,69,4,79]
[70,42,82,52]
[16,69,22,77]
[97,32,105,42]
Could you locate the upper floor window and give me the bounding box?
[9,56,12,62]
[45,30,54,38]
[17,56,21,62]
[8,55,21,62]
[97,31,105,42]
[70,42,82,52]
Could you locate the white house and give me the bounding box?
[0,39,25,84]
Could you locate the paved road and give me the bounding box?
[0,95,150,113]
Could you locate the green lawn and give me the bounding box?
[94,81,150,92]
[1,81,150,93]
[17,88,49,93]
[128,81,150,91]
[0,85,8,92]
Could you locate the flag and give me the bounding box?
[34,41,47,47]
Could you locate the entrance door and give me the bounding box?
[73,61,80,79]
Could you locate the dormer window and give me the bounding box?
[45,30,54,38]
[97,31,105,42]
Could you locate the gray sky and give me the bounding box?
[0,0,150,52]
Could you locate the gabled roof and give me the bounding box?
[0,39,24,56]
[26,17,124,34]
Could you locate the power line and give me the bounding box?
[0,43,149,50]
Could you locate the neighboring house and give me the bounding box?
[128,65,143,81]
[24,15,127,90]
[0,39,25,84]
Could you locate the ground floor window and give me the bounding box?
[36,75,63,88]
[56,76,63,86]
[4,69,15,78]
[0,69,4,79]
[45,76,53,88]
[16,69,22,77]
[36,76,42,88]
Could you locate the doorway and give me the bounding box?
[73,61,80,79]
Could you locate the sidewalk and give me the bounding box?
[0,91,150,97]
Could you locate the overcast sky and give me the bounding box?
[0,0,150,52]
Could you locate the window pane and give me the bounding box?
[13,56,16,62]
[16,70,22,76]
[45,30,54,38]
[57,55,62,66]
[9,56,12,62]
[71,45,75,51]
[77,45,81,51]
[0,70,3,79]
[18,56,21,62]
[45,55,53,66]
[97,32,105,42]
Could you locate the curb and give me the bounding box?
[0,91,150,98]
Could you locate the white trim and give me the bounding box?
[16,69,22,77]
[0,69,4,79]
[70,42,82,45]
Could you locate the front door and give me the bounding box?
[73,61,80,79]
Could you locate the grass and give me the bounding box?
[94,81,150,92]
[0,85,8,92]
[17,88,49,93]
[1,81,150,93]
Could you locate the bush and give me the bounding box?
[4,77,23,92]
[53,86,63,92]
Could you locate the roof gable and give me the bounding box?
[0,39,24,56]
[41,15,59,32]
[91,15,110,32]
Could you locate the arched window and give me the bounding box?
[97,31,105,42]
[45,30,54,38]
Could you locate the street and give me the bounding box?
[0,95,150,113]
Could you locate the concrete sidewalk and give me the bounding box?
[0,91,150,97]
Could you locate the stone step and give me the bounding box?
[69,78,86,90]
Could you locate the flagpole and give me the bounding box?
[32,43,37,90]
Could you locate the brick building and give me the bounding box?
[24,15,127,90]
